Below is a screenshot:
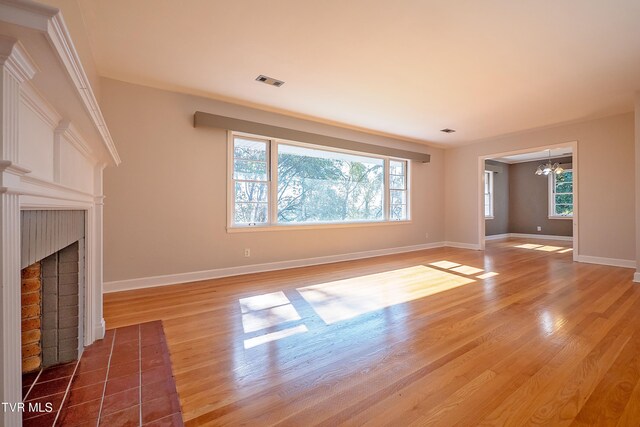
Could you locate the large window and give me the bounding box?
[229,133,410,229]
[484,171,494,219]
[549,170,573,218]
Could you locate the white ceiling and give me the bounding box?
[75,0,640,146]
[491,147,573,164]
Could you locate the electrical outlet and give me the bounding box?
[244,248,250,257]
[537,226,542,232]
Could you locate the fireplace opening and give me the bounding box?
[21,241,85,373]
[20,210,86,375]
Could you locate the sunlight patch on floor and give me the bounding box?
[241,304,301,333]
[477,272,499,279]
[297,265,475,324]
[239,291,306,347]
[239,291,290,313]
[429,260,497,280]
[243,325,308,349]
[535,245,565,252]
[429,261,461,269]
[515,243,543,249]
[514,243,570,252]
[451,265,484,275]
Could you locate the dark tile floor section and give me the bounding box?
[22,321,183,427]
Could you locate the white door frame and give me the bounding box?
[477,140,579,261]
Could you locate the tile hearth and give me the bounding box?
[22,321,183,426]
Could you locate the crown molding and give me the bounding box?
[0,0,122,166]
[0,36,37,83]
[0,160,31,175]
[55,119,96,162]
[0,0,56,31]
[46,13,121,165]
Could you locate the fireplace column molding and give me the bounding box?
[91,167,107,342]
[0,37,37,427]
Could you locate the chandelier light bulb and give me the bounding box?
[534,150,566,176]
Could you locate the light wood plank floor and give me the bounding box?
[104,238,640,426]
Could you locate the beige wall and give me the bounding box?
[446,113,635,261]
[508,157,573,237]
[100,79,444,283]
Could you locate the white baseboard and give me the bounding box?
[96,318,105,340]
[575,255,636,269]
[484,233,510,241]
[104,240,638,293]
[444,241,482,250]
[104,242,446,293]
[486,235,635,270]
[506,233,574,242]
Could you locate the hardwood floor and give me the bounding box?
[103,238,640,426]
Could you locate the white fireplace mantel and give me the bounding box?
[0,2,119,425]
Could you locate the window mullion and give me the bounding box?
[384,158,390,221]
[269,139,278,226]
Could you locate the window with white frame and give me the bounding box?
[232,137,270,225]
[229,133,410,228]
[484,171,494,218]
[389,160,408,220]
[550,169,573,217]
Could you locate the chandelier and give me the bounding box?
[535,150,564,176]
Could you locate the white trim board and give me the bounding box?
[104,242,446,293]
[485,233,574,242]
[444,241,482,250]
[105,239,638,293]
[574,255,636,269]
[484,233,510,241]
[634,272,640,283]
[477,141,579,264]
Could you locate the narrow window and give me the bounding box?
[484,171,494,218]
[389,160,408,221]
[232,137,270,225]
[550,170,573,217]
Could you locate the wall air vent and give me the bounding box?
[441,128,456,133]
[255,75,285,87]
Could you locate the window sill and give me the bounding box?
[227,220,412,233]
[485,216,495,220]
[548,216,573,220]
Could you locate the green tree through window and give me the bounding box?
[277,144,384,223]
[552,170,573,217]
[230,135,409,227]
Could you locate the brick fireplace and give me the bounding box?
[20,211,86,375]
[21,262,42,373]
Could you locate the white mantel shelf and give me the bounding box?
[0,1,119,426]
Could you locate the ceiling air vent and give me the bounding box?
[440,128,456,133]
[256,75,285,87]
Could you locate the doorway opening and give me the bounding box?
[478,141,578,260]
